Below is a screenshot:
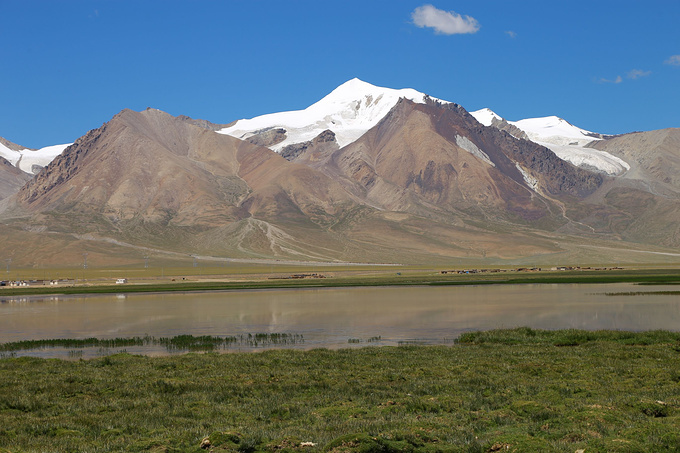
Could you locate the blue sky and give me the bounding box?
[2,0,679,148]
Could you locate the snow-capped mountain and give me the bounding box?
[470,109,630,176]
[220,78,630,176]
[2,80,680,267]
[218,78,443,152]
[1,79,631,178]
[0,139,71,174]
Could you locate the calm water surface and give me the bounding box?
[2,283,680,358]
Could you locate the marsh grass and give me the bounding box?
[2,329,680,452]
[0,333,304,354]
[457,327,680,346]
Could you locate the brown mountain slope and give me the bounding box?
[589,128,680,194]
[560,128,680,248]
[0,105,678,267]
[15,108,250,228]
[315,98,602,228]
[3,108,358,257]
[0,156,31,201]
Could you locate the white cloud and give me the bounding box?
[505,31,517,39]
[599,76,623,84]
[665,55,680,66]
[627,69,651,80]
[411,4,480,35]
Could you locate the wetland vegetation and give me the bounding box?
[3,266,680,451]
[2,329,680,452]
[0,333,305,356]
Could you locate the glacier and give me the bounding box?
[0,142,71,174]
[471,109,630,176]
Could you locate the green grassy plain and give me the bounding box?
[3,266,680,297]
[2,329,680,452]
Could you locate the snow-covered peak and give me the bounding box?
[321,77,427,107]
[219,78,438,151]
[0,141,70,174]
[221,77,629,176]
[470,108,503,127]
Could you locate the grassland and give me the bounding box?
[1,329,680,452]
[3,266,680,297]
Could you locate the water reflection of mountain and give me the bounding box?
[2,284,680,358]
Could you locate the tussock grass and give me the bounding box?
[457,327,680,346]
[2,329,680,452]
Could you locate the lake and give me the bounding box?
[2,283,680,358]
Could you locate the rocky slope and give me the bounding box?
[5,108,359,259]
[564,128,680,248]
[589,128,680,193]
[316,98,602,227]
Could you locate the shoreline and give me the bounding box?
[2,267,680,297]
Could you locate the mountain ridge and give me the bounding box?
[0,79,678,266]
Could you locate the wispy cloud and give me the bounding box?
[665,55,680,66]
[411,4,480,35]
[627,69,651,80]
[599,76,623,84]
[505,31,517,39]
[598,68,651,84]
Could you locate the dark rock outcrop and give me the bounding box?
[281,130,338,161]
[489,117,529,140]
[245,127,287,147]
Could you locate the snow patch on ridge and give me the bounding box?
[515,163,538,191]
[18,144,71,174]
[455,135,494,167]
[0,142,21,166]
[512,116,601,147]
[0,142,71,174]
[470,108,502,127]
[219,78,445,152]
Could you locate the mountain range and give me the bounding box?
[1,78,679,267]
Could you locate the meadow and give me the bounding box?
[3,266,680,297]
[2,329,680,452]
